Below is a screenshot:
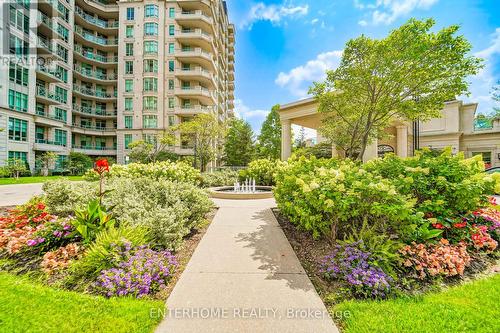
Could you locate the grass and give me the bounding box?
[334,274,500,333]
[0,176,83,185]
[0,272,165,333]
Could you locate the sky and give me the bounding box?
[224,0,500,136]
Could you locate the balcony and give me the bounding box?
[72,145,117,156]
[75,6,118,33]
[175,67,215,87]
[174,104,213,115]
[73,85,117,101]
[36,86,64,105]
[72,123,117,135]
[74,45,118,67]
[36,65,63,83]
[74,26,118,49]
[34,138,67,152]
[73,104,117,118]
[73,65,117,84]
[175,86,215,104]
[176,47,215,70]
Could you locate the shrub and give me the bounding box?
[95,245,177,298]
[83,161,201,185]
[365,148,494,220]
[274,156,422,240]
[399,238,471,279]
[239,159,283,186]
[201,169,239,187]
[70,225,150,279]
[320,241,393,299]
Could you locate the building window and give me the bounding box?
[126,8,134,20]
[169,60,175,72]
[169,25,175,36]
[143,96,157,111]
[8,89,28,112]
[8,118,28,142]
[169,8,175,18]
[55,86,68,103]
[168,97,175,108]
[125,79,133,92]
[8,151,27,164]
[124,134,133,149]
[145,4,159,18]
[125,61,134,74]
[55,108,67,121]
[55,129,67,146]
[144,22,158,36]
[168,79,174,90]
[169,43,175,54]
[143,78,158,92]
[144,59,158,73]
[126,25,134,38]
[9,62,28,86]
[143,115,157,128]
[124,116,133,129]
[144,41,158,54]
[125,97,133,112]
[125,43,134,56]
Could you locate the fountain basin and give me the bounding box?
[208,186,274,200]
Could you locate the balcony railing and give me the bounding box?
[73,104,117,116]
[73,65,117,81]
[74,45,118,63]
[35,138,66,147]
[75,26,118,46]
[75,7,119,29]
[73,85,117,98]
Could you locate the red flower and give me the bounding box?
[95,159,110,174]
[432,223,444,229]
[453,222,467,229]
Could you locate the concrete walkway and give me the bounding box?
[156,198,339,333]
[0,183,44,206]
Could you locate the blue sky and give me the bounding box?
[225,0,500,135]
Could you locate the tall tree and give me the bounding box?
[310,18,483,160]
[257,104,282,159]
[175,113,226,172]
[224,118,255,166]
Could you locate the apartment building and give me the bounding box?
[0,0,235,170]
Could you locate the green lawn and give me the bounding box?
[334,274,500,333]
[0,176,83,185]
[0,272,165,333]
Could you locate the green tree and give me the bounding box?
[257,104,282,159]
[310,18,483,160]
[175,113,226,172]
[224,118,255,166]
[128,131,176,163]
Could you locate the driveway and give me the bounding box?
[0,183,44,207]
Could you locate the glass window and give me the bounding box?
[145,5,159,18]
[169,8,175,18]
[144,22,158,36]
[169,60,175,72]
[8,118,28,141]
[143,78,158,92]
[126,8,134,20]
[169,43,175,54]
[144,59,158,73]
[126,25,134,38]
[124,134,133,149]
[55,129,67,146]
[125,61,134,74]
[143,96,157,111]
[124,116,133,129]
[125,97,133,111]
[144,41,158,54]
[125,43,134,56]
[143,115,157,128]
[8,89,28,112]
[169,25,175,36]
[125,79,133,92]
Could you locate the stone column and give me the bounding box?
[396,125,408,158]
[281,119,292,161]
[362,138,378,163]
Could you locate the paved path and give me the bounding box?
[0,183,43,206]
[156,198,339,333]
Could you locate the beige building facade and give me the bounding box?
[0,0,235,170]
[279,98,500,168]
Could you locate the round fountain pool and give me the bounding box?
[208,186,273,200]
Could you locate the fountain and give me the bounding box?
[208,178,273,199]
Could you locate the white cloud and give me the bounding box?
[466,28,500,115]
[355,0,438,26]
[275,50,343,97]
[240,2,309,29]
